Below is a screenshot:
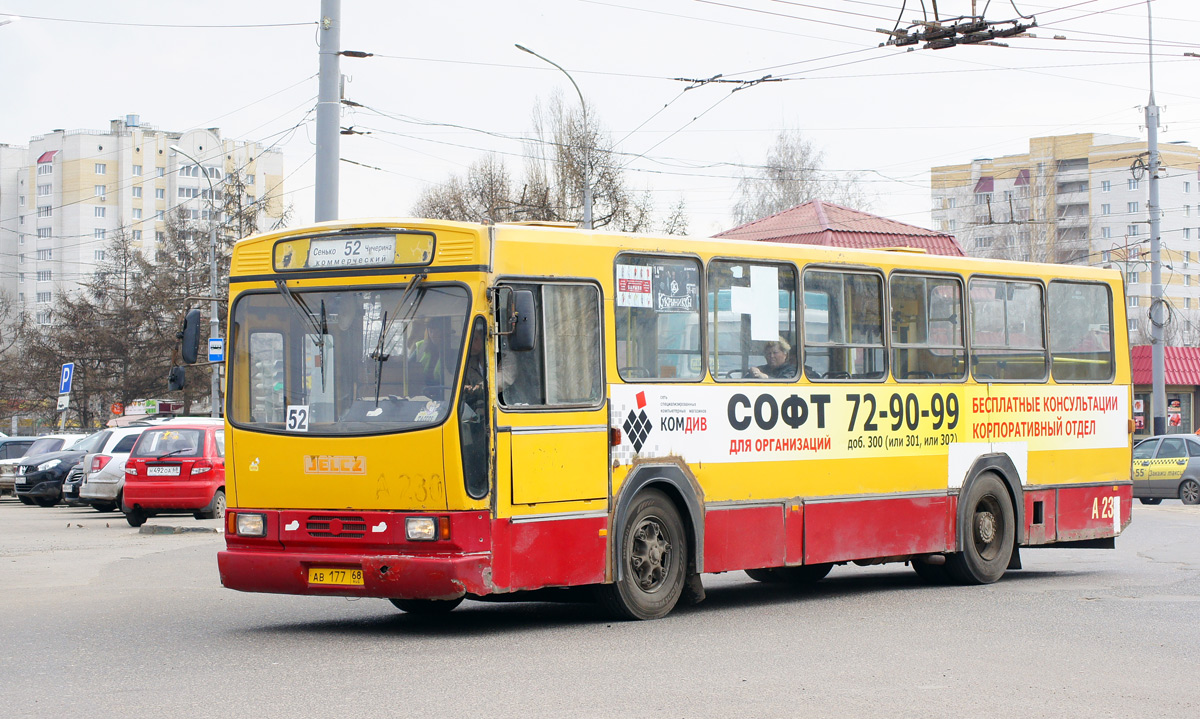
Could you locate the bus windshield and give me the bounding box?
[229,284,471,435]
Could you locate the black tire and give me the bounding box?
[598,489,687,620]
[33,497,57,508]
[388,597,464,614]
[912,558,954,584]
[1139,497,1163,506]
[18,496,33,505]
[945,473,1014,585]
[1180,479,1200,505]
[203,489,226,520]
[745,567,782,583]
[746,564,833,583]
[93,502,118,513]
[125,508,147,528]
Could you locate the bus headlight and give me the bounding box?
[405,517,437,541]
[235,513,267,537]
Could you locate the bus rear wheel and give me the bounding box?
[388,597,464,614]
[599,490,687,620]
[946,473,1014,585]
[746,564,833,583]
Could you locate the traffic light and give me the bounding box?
[168,366,186,391]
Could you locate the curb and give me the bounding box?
[138,525,220,535]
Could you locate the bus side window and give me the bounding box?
[498,283,603,408]
[1048,280,1114,382]
[802,269,886,381]
[969,278,1048,382]
[890,274,966,381]
[707,259,798,381]
[615,255,703,381]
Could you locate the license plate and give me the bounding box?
[147,466,180,476]
[307,567,364,586]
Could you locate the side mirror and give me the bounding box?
[179,308,202,364]
[168,366,186,391]
[508,290,536,352]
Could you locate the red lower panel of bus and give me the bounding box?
[219,485,1132,600]
[490,516,607,591]
[1024,489,1057,544]
[703,505,787,573]
[1054,483,1132,541]
[218,547,495,599]
[803,496,954,565]
[219,510,608,598]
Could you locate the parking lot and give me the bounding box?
[1,497,1197,718]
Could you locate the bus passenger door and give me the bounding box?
[496,283,609,505]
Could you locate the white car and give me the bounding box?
[0,434,86,502]
[78,418,223,512]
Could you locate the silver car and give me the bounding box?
[77,427,149,512]
[1132,434,1200,505]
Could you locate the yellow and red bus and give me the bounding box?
[214,218,1132,620]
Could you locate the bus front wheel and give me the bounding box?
[946,473,1014,585]
[599,489,687,620]
[389,597,464,614]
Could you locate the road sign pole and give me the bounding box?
[57,363,74,431]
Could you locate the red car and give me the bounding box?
[122,424,225,527]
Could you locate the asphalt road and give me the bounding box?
[1,498,1196,718]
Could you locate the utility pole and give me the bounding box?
[515,44,593,229]
[1146,2,1166,435]
[170,145,221,419]
[315,0,341,222]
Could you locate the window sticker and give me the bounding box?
[414,400,442,422]
[653,263,699,313]
[729,265,780,341]
[616,264,652,308]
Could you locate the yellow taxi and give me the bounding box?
[1132,435,1200,505]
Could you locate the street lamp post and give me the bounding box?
[170,145,221,419]
[515,44,592,230]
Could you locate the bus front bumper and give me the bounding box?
[217,548,495,600]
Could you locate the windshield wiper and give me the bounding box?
[274,280,329,392]
[155,448,194,460]
[369,273,427,408]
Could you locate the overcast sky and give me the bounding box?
[1,0,1197,236]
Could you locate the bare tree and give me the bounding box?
[0,166,288,430]
[662,197,689,236]
[412,154,516,223]
[413,93,678,233]
[732,129,872,225]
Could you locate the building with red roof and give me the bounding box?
[714,200,965,256]
[1131,345,1200,437]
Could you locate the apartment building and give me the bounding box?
[0,114,285,323]
[931,133,1200,342]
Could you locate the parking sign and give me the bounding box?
[59,363,75,395]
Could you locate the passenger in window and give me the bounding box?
[749,338,796,379]
[410,320,446,388]
[462,324,488,415]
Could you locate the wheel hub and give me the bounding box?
[631,517,671,592]
[975,511,997,544]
